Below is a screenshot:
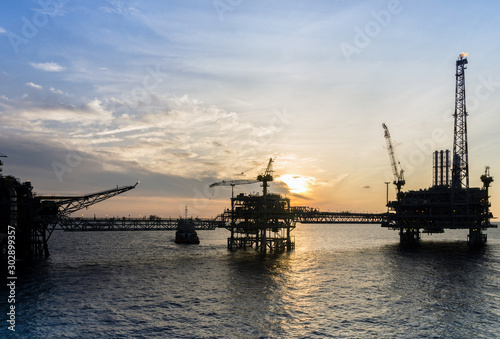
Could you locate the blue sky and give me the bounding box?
[1,0,499,218]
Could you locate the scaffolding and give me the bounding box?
[222,193,295,253]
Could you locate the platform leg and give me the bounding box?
[399,228,420,244]
[468,228,487,246]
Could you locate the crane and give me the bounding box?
[210,158,275,196]
[36,182,139,216]
[382,123,405,193]
[33,182,138,257]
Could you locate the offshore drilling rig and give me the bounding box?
[382,53,495,244]
[211,158,296,253]
[0,156,137,259]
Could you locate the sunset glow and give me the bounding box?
[0,2,498,218]
[279,175,316,194]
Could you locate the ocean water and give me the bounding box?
[2,224,500,338]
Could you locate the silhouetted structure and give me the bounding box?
[0,157,137,259]
[382,54,495,244]
[212,158,296,253]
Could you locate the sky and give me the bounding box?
[0,0,499,219]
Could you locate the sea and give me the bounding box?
[2,224,500,338]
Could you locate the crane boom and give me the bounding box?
[382,123,405,192]
[37,182,139,216]
[210,158,275,196]
[209,179,259,188]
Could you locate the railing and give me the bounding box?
[293,207,387,224]
[58,217,225,231]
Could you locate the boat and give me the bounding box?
[175,218,200,244]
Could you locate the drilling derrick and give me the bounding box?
[451,53,476,236]
[452,53,470,191]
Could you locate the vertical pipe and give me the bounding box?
[286,199,291,251]
[445,150,450,186]
[385,182,390,209]
[433,151,438,186]
[229,197,235,250]
[261,228,266,254]
[287,225,291,251]
[440,150,444,186]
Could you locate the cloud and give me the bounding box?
[34,5,67,17]
[0,27,6,34]
[100,0,141,15]
[26,82,44,90]
[0,97,114,132]
[30,62,66,72]
[0,93,286,182]
[49,87,69,96]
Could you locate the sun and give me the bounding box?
[279,174,316,194]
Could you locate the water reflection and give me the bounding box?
[224,252,292,337]
[5,227,499,338]
[383,241,498,338]
[224,249,340,338]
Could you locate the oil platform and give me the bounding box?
[382,53,495,244]
[0,154,137,259]
[211,158,296,253]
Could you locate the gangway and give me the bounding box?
[293,208,387,224]
[59,217,224,231]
